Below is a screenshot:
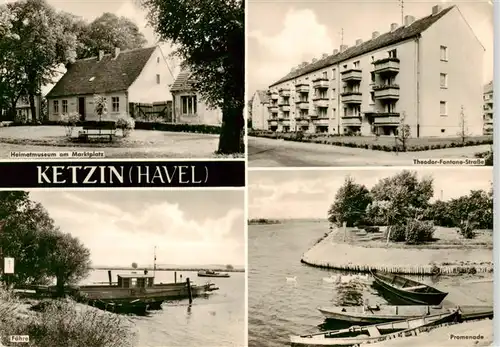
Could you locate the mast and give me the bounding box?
[153,246,157,276]
[400,0,404,25]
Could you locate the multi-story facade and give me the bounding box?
[483,81,493,135]
[266,5,484,137]
[251,90,270,130]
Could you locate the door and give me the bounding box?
[78,97,85,121]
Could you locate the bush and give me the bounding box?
[116,117,135,137]
[134,121,221,134]
[0,293,135,347]
[405,220,435,244]
[386,224,406,242]
[457,220,477,239]
[60,112,81,137]
[364,226,380,233]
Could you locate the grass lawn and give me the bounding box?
[331,226,493,250]
[0,125,245,159]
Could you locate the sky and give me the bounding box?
[27,190,245,268]
[248,168,493,220]
[247,0,494,97]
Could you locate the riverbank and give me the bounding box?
[375,318,493,347]
[301,227,493,275]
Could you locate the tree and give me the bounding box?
[396,111,411,151]
[131,262,138,269]
[76,13,147,59]
[328,176,372,227]
[457,105,469,145]
[371,170,434,226]
[226,264,234,270]
[7,0,78,123]
[142,0,244,154]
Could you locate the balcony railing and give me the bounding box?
[279,118,291,125]
[268,90,279,99]
[372,112,400,125]
[341,92,362,104]
[341,69,362,82]
[372,57,400,74]
[295,84,310,93]
[373,84,400,100]
[278,88,291,97]
[341,116,362,126]
[268,105,279,112]
[296,119,310,126]
[312,78,329,89]
[267,119,278,126]
[312,97,329,108]
[313,118,330,126]
[279,104,291,112]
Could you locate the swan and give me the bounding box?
[286,276,297,282]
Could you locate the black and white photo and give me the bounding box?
[0,189,245,347]
[247,0,493,167]
[0,0,244,159]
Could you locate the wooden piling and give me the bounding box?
[186,277,193,304]
[108,270,112,285]
[174,271,177,283]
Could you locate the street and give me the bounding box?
[248,136,491,167]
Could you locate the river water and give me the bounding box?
[84,269,245,347]
[248,220,493,347]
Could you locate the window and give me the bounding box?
[370,72,375,83]
[440,101,447,116]
[343,64,347,69]
[370,92,375,103]
[388,49,397,58]
[283,111,290,119]
[331,88,336,97]
[440,46,448,61]
[333,108,336,117]
[62,100,68,114]
[322,71,327,79]
[332,68,336,79]
[440,73,448,88]
[181,95,197,115]
[53,100,59,114]
[157,57,160,63]
[156,74,160,84]
[441,129,445,133]
[112,97,120,112]
[353,61,360,68]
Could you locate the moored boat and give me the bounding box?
[370,270,448,305]
[318,304,493,324]
[197,270,230,278]
[290,309,458,346]
[87,299,150,315]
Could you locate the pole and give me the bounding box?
[186,277,193,304]
[400,0,404,25]
[153,246,156,277]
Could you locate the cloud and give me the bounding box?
[29,191,245,267]
[248,8,334,91]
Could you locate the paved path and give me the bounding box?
[248,136,491,167]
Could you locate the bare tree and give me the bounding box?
[457,105,469,145]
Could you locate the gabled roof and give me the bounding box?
[270,6,454,87]
[255,90,270,104]
[170,70,196,92]
[46,46,157,98]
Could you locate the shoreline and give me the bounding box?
[301,228,493,275]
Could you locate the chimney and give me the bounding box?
[404,15,416,26]
[432,5,443,15]
[355,39,363,46]
[390,23,398,32]
[114,47,120,59]
[372,31,380,39]
[322,53,328,59]
[340,44,348,52]
[333,49,339,55]
[98,50,104,61]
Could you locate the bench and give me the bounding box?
[79,121,117,142]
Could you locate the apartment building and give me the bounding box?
[251,90,271,130]
[266,5,484,137]
[483,81,493,135]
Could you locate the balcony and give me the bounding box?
[296,101,310,110]
[268,91,279,99]
[371,112,400,126]
[279,118,291,126]
[295,118,310,126]
[268,105,279,112]
[341,116,362,126]
[341,69,362,82]
[372,57,400,74]
[268,119,278,126]
[279,88,291,97]
[312,97,329,108]
[312,78,329,89]
[373,84,400,100]
[295,83,310,93]
[341,92,362,104]
[313,118,329,126]
[279,104,291,112]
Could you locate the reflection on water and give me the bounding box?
[85,270,245,347]
[248,221,493,347]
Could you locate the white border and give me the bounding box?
[244,0,250,344]
[493,1,499,345]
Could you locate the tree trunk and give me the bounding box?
[217,104,244,154]
[56,275,65,297]
[29,93,37,124]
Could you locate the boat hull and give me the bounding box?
[197,273,230,278]
[371,270,448,305]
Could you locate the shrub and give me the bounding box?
[457,220,477,239]
[404,220,435,244]
[134,121,221,134]
[386,224,406,242]
[0,295,135,347]
[60,112,81,137]
[116,117,135,137]
[364,226,380,233]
